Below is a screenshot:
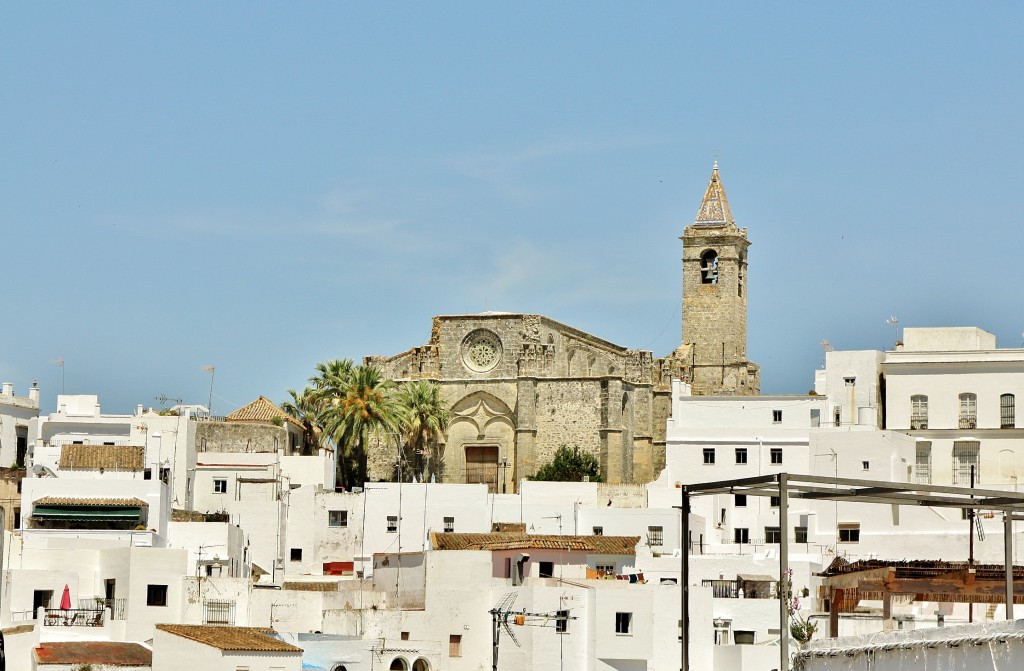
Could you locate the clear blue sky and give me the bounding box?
[3,4,1023,414]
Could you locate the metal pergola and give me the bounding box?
[680,473,1024,671]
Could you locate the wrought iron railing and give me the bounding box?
[81,598,126,620]
[43,608,104,627]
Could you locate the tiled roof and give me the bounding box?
[431,532,639,554]
[34,641,153,665]
[282,581,339,592]
[34,496,148,507]
[225,396,302,428]
[694,161,735,225]
[59,444,145,470]
[156,624,302,653]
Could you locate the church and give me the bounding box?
[364,164,759,490]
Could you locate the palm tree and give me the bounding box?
[280,387,323,456]
[396,380,450,482]
[320,364,399,488]
[308,359,356,485]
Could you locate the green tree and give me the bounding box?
[280,387,323,456]
[319,364,400,488]
[533,445,602,482]
[396,380,450,482]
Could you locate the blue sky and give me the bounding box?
[2,4,1023,414]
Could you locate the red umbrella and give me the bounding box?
[59,584,71,610]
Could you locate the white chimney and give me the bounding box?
[137,404,144,416]
[1,382,12,396]
[29,382,40,404]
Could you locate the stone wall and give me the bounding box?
[196,422,288,453]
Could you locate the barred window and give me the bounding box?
[953,441,981,484]
[647,526,664,546]
[203,600,234,625]
[387,515,398,533]
[914,442,932,484]
[1002,394,1015,429]
[959,393,978,429]
[444,516,455,533]
[910,395,928,429]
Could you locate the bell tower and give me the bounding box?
[681,163,759,395]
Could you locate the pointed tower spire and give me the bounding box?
[693,161,735,225]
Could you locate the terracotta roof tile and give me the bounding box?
[431,532,639,554]
[156,624,302,653]
[59,444,145,470]
[225,396,302,428]
[34,641,153,665]
[34,496,148,507]
[282,581,339,592]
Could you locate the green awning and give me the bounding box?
[32,505,143,521]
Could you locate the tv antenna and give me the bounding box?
[886,315,900,347]
[489,592,574,670]
[155,395,183,406]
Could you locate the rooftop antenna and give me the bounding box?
[489,591,574,671]
[201,365,215,416]
[818,339,832,369]
[886,316,900,347]
[50,356,65,395]
[155,395,183,407]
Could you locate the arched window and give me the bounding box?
[700,250,719,284]
[959,393,977,429]
[390,659,409,671]
[412,660,432,671]
[1001,394,1015,429]
[910,395,928,430]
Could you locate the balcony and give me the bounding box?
[702,576,777,599]
[910,415,928,430]
[959,414,977,429]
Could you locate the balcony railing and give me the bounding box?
[959,415,977,429]
[701,579,777,599]
[43,608,105,627]
[81,598,126,620]
[910,415,928,430]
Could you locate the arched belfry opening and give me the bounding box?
[700,250,719,284]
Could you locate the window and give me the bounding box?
[596,564,614,574]
[765,526,781,543]
[734,528,749,544]
[735,448,748,464]
[953,441,981,484]
[713,619,732,645]
[734,630,755,645]
[838,523,860,543]
[443,516,455,533]
[556,609,569,633]
[914,442,932,484]
[147,584,168,607]
[401,631,409,641]
[328,510,348,527]
[862,461,870,471]
[449,634,462,657]
[772,410,782,424]
[795,526,808,543]
[290,548,302,561]
[647,526,664,546]
[213,478,227,494]
[769,496,780,508]
[834,407,842,427]
[539,561,554,578]
[703,448,715,464]
[734,494,747,507]
[592,526,603,536]
[203,600,234,625]
[959,393,978,429]
[615,611,633,634]
[387,515,398,533]
[1002,394,1016,429]
[700,250,719,284]
[910,395,928,429]
[770,448,782,464]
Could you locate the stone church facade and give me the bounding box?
[364,164,759,489]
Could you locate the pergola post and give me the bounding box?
[1005,512,1014,620]
[682,487,690,671]
[779,474,789,670]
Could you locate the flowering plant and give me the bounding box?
[776,569,817,644]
